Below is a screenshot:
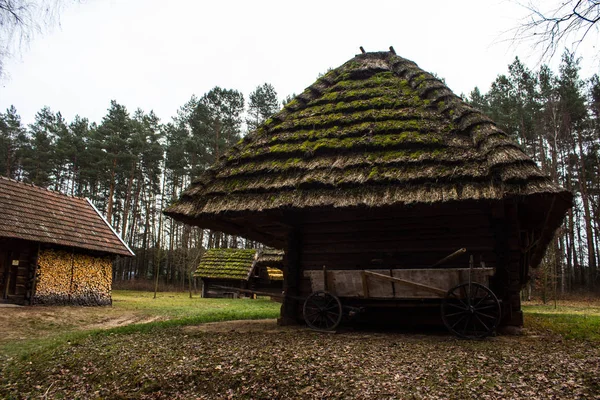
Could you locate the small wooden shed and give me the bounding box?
[0,177,134,305]
[165,50,572,328]
[196,248,283,298]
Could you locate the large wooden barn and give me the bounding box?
[165,50,572,330]
[0,177,134,305]
[196,248,283,298]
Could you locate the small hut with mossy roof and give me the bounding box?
[196,248,283,298]
[165,49,572,329]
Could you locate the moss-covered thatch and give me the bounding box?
[165,51,572,256]
[255,249,284,281]
[194,249,257,280]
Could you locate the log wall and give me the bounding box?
[201,278,248,298]
[287,202,526,327]
[34,249,112,306]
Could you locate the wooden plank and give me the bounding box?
[361,271,369,298]
[303,243,497,254]
[301,217,492,234]
[300,205,489,225]
[364,271,447,296]
[304,268,495,299]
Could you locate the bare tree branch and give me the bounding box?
[0,0,76,79]
[510,0,600,62]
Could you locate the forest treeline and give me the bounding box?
[0,83,280,290]
[1,51,599,295]
[467,51,600,296]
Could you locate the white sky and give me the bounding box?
[0,0,598,126]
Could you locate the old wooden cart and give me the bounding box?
[302,249,502,339]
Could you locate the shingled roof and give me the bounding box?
[0,177,134,256]
[165,50,572,253]
[194,248,257,280]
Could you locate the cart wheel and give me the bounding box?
[303,291,342,331]
[441,283,501,339]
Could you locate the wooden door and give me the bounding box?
[0,249,8,299]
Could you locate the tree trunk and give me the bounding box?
[106,157,117,224]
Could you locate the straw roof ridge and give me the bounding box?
[166,50,570,224]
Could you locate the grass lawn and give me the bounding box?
[522,298,600,341]
[0,290,280,359]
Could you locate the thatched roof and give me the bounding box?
[165,50,571,252]
[256,249,284,281]
[255,248,284,268]
[194,248,284,281]
[194,248,257,280]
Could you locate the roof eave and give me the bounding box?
[86,198,136,257]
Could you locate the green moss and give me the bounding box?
[218,147,457,179]
[261,119,444,146]
[269,108,437,133]
[368,166,379,180]
[195,249,258,280]
[330,72,398,91]
[284,99,300,109]
[414,73,427,86]
[295,96,424,119]
[262,132,443,158]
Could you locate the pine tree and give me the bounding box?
[0,105,26,179]
[247,83,279,132]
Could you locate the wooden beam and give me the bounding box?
[430,248,467,268]
[363,270,447,296]
[361,271,370,298]
[280,226,302,325]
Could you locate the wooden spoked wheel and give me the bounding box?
[303,291,343,331]
[441,283,501,339]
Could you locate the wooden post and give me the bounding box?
[28,243,41,305]
[361,271,370,298]
[201,278,207,298]
[279,226,302,325]
[491,201,523,327]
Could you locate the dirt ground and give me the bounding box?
[0,304,160,343]
[2,319,599,399]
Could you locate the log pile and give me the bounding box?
[33,249,112,306]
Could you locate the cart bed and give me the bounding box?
[304,268,495,299]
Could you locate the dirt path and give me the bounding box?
[0,305,157,343]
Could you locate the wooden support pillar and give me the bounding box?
[491,201,523,327]
[201,278,207,298]
[279,226,302,325]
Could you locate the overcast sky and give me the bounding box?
[0,0,598,126]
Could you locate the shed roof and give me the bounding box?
[256,249,284,281]
[194,248,257,280]
[255,248,284,268]
[0,177,134,256]
[165,50,572,252]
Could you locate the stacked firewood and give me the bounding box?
[34,249,112,306]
